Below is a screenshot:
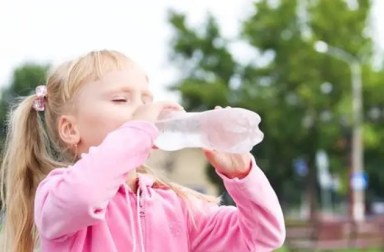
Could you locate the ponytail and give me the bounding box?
[1,95,62,252]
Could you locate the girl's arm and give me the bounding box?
[34,121,158,240]
[188,157,286,252]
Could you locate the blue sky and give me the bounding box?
[0,0,383,101]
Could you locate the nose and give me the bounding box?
[131,93,146,110]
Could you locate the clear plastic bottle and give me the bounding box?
[154,107,264,153]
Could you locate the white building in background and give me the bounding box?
[146,149,219,196]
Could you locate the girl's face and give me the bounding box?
[68,64,153,153]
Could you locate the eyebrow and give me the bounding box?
[105,86,153,97]
[104,88,131,95]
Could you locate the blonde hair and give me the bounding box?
[0,50,216,252]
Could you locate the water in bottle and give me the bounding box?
[154,107,264,153]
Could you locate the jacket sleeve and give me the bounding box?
[188,157,286,252]
[34,121,158,240]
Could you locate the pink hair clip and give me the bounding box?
[32,85,47,111]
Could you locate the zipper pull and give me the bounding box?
[138,191,145,217]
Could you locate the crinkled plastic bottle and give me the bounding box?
[154,107,264,153]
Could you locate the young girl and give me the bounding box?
[1,50,285,252]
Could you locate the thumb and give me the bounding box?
[203,148,214,157]
[203,148,220,167]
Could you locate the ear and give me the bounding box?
[57,115,81,146]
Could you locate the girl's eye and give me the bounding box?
[112,97,128,103]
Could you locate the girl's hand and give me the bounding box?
[203,149,252,179]
[132,101,183,123]
[133,101,183,150]
[203,105,252,179]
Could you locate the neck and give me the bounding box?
[126,169,138,193]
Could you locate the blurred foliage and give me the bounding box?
[167,0,384,211]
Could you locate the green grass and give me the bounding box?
[275,247,381,252]
[275,247,289,252]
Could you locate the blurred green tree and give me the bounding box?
[167,0,384,215]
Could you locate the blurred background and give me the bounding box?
[1,0,384,251]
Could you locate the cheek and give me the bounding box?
[78,110,129,143]
[77,113,109,145]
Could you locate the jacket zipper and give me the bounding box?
[138,190,146,252]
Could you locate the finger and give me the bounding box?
[215,105,222,109]
[202,148,213,155]
[152,102,183,116]
[203,148,218,160]
[158,101,184,111]
[203,149,223,170]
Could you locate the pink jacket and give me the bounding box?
[34,121,285,252]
